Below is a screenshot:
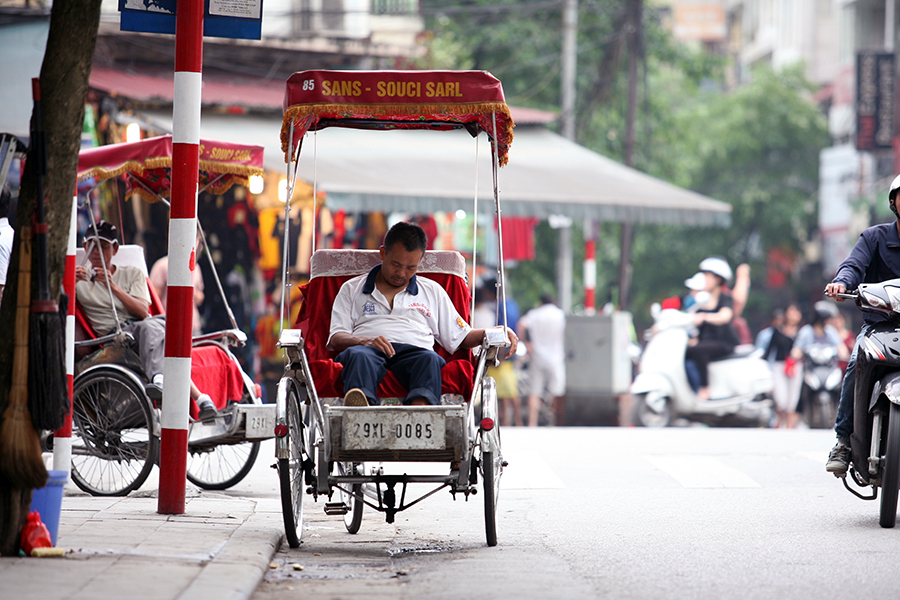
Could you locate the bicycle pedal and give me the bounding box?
[324,502,350,515]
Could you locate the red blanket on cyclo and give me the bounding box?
[294,250,475,401]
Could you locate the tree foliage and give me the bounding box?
[419,1,830,332]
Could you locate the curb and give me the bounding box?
[177,512,284,600]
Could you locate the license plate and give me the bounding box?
[244,405,276,439]
[342,411,445,451]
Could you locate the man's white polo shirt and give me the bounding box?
[328,265,471,353]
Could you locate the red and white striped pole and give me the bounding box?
[52,196,78,479]
[158,0,203,515]
[583,219,596,315]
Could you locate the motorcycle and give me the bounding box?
[630,304,773,427]
[800,343,842,429]
[834,279,900,528]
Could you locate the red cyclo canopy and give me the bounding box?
[77,135,265,202]
[281,70,514,166]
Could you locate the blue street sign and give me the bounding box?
[119,0,263,40]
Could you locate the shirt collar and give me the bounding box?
[362,264,419,296]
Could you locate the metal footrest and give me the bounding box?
[188,403,276,446]
[324,502,350,515]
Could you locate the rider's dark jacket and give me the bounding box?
[832,222,900,323]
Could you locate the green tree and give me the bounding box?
[625,64,829,331]
[420,3,829,334]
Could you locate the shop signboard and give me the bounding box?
[856,52,894,151]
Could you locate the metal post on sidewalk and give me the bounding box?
[159,0,203,515]
[52,196,78,479]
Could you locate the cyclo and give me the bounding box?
[273,70,515,547]
[66,135,275,496]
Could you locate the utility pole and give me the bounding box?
[618,0,642,310]
[558,0,578,313]
[561,0,578,140]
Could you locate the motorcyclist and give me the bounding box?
[793,304,848,363]
[685,257,740,401]
[824,174,900,473]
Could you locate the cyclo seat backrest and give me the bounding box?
[295,249,475,400]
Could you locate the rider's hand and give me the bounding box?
[825,282,847,302]
[361,335,395,357]
[75,265,90,282]
[503,328,519,359]
[91,267,110,285]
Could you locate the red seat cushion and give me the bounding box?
[189,344,245,418]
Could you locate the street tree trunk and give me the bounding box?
[0,0,102,556]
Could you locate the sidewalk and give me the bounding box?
[0,486,284,600]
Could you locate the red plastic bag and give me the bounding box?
[21,511,53,555]
[784,357,799,377]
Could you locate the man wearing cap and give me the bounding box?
[75,220,216,420]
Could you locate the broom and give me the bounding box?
[27,78,67,432]
[0,223,48,490]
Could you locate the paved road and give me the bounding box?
[233,427,900,600]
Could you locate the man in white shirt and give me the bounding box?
[0,186,14,301]
[519,294,566,426]
[328,222,518,406]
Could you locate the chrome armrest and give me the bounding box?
[74,331,135,349]
[192,328,247,347]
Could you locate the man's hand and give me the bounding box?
[502,327,519,359]
[75,265,90,282]
[358,335,395,357]
[825,282,847,302]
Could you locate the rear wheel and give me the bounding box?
[338,462,364,534]
[279,380,308,547]
[880,403,900,528]
[71,369,158,496]
[186,395,261,490]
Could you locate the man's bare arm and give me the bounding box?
[460,327,519,359]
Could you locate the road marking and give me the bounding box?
[645,455,760,488]
[797,451,826,464]
[501,449,566,490]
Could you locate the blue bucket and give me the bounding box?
[30,470,67,546]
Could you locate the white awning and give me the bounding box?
[139,111,731,227]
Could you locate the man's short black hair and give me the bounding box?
[383,221,427,254]
[0,186,9,219]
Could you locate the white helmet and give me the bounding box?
[699,257,732,283]
[890,174,900,217]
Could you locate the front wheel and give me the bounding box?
[482,450,500,547]
[279,380,309,547]
[631,393,673,427]
[880,403,900,528]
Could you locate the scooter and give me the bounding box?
[800,343,842,429]
[833,279,900,528]
[630,304,773,427]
